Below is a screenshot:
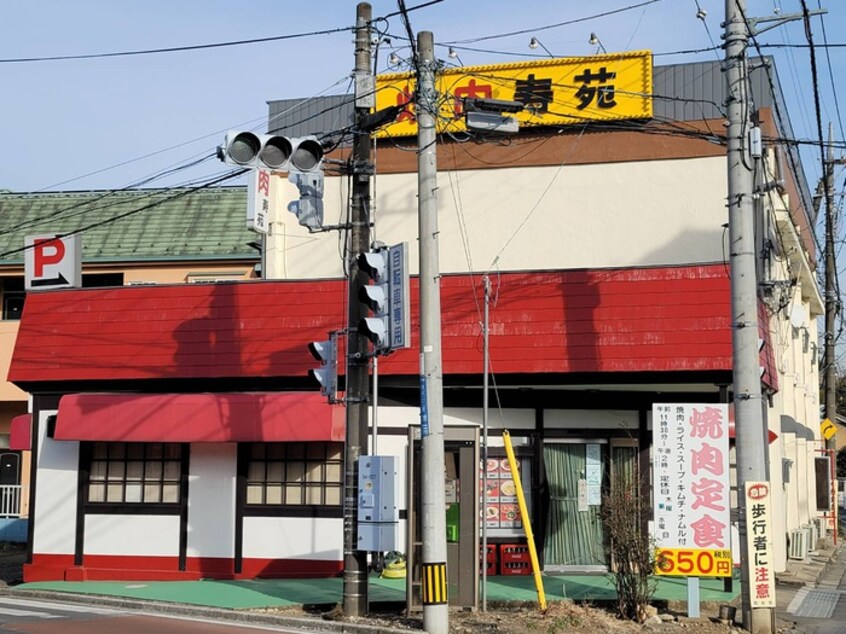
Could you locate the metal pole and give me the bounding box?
[724,2,773,632]
[481,275,490,612]
[416,30,449,634]
[342,1,372,617]
[373,357,379,455]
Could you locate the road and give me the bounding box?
[0,597,306,633]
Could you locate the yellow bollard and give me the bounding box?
[502,430,547,611]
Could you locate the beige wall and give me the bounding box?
[0,323,27,401]
[268,156,729,279]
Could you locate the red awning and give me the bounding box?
[9,414,31,450]
[54,393,344,443]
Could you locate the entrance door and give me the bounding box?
[543,442,606,569]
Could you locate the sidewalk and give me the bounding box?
[19,550,846,633]
[7,570,739,610]
[774,537,846,631]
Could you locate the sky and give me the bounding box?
[0,0,842,197]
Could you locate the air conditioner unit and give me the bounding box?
[815,517,827,540]
[789,528,808,560]
[806,523,818,553]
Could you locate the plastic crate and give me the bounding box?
[499,543,530,564]
[480,544,498,576]
[499,560,531,576]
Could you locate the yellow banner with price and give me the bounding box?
[655,548,733,578]
[373,50,653,138]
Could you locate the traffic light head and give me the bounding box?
[218,131,323,173]
[356,243,410,354]
[308,337,337,398]
[357,251,387,282]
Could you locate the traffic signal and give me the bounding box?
[308,336,338,399]
[357,242,410,354]
[217,131,324,173]
[288,171,324,231]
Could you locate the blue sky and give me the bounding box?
[0,0,842,196]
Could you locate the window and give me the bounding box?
[87,442,183,505]
[82,273,124,288]
[246,442,342,507]
[1,277,25,321]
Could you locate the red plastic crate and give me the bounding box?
[481,559,497,576]
[481,544,497,563]
[499,560,531,576]
[499,543,531,564]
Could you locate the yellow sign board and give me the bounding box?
[821,418,837,441]
[655,548,733,578]
[374,51,653,138]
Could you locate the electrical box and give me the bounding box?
[357,456,398,551]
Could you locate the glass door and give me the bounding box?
[543,442,606,569]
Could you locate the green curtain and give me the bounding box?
[543,444,606,567]
[612,446,637,491]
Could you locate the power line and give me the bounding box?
[441,0,663,46]
[816,0,846,145]
[0,27,352,64]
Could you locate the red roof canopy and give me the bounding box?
[8,266,770,385]
[55,392,344,443]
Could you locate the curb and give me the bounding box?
[0,587,413,634]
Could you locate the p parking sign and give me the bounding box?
[24,234,82,291]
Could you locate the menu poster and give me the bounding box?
[481,458,524,529]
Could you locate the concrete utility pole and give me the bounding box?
[823,122,842,450]
[342,1,372,617]
[724,1,773,632]
[416,30,449,634]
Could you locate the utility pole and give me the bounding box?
[342,1,372,618]
[724,1,773,632]
[416,30,449,634]
[824,122,842,447]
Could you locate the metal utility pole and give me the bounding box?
[416,30,449,634]
[724,1,772,632]
[481,274,491,612]
[342,1,372,618]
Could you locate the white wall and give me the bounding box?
[269,156,728,279]
[242,517,342,561]
[85,515,179,556]
[545,409,638,430]
[32,410,77,555]
[187,443,236,559]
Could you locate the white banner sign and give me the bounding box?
[745,481,776,607]
[246,168,271,234]
[652,404,731,554]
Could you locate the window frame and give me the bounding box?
[238,442,343,519]
[81,441,187,515]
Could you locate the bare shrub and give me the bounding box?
[600,477,656,622]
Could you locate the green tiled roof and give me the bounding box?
[0,187,257,265]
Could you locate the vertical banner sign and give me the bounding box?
[653,404,732,577]
[246,168,271,234]
[419,353,429,437]
[387,242,410,349]
[744,481,776,607]
[24,234,82,291]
